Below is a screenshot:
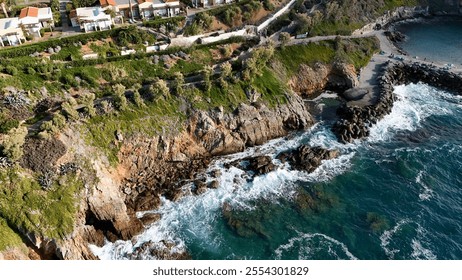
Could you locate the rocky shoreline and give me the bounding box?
[333,62,462,143]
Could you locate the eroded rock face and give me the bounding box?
[288,62,358,97]
[118,93,313,216]
[39,92,313,260]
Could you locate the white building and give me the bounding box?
[0,17,25,47]
[150,0,181,18]
[19,7,54,37]
[70,7,113,32]
[101,0,180,19]
[191,0,233,8]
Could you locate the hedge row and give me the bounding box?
[142,16,185,28]
[0,27,126,59]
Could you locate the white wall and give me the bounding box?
[257,0,296,32]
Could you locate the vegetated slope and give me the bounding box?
[271,0,432,36]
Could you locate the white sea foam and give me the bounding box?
[411,239,437,260]
[369,83,458,142]
[380,219,409,259]
[416,170,434,201]
[92,83,455,260]
[274,232,358,260]
[380,219,436,260]
[91,126,356,260]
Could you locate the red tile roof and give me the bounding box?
[100,0,116,7]
[19,7,39,19]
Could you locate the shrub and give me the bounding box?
[113,84,128,111]
[1,126,27,161]
[0,118,19,134]
[61,101,80,121]
[26,67,36,75]
[4,65,18,76]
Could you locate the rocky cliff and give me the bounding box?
[288,62,359,97]
[39,92,314,259]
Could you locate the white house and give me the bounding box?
[191,0,232,8]
[0,17,25,47]
[151,0,180,18]
[19,7,54,37]
[70,7,113,32]
[101,0,180,19]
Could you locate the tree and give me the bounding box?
[2,126,27,161]
[50,0,60,12]
[71,0,96,8]
[100,100,114,114]
[148,79,170,102]
[156,79,170,97]
[61,100,79,121]
[113,84,128,111]
[243,44,274,81]
[172,72,184,95]
[132,83,145,107]
[219,61,232,88]
[82,93,96,117]
[202,65,213,92]
[279,32,290,47]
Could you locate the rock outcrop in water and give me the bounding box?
[333,62,462,143]
[277,145,339,173]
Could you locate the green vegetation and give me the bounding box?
[0,217,24,251]
[275,41,336,75]
[286,0,427,36]
[185,0,273,34]
[83,96,185,164]
[275,37,379,74]
[336,37,381,70]
[0,26,152,59]
[251,68,288,107]
[143,16,185,29]
[1,126,27,161]
[383,0,421,11]
[0,168,83,240]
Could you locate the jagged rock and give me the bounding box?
[128,241,190,260]
[277,145,339,173]
[140,213,161,226]
[208,180,220,189]
[193,179,208,195]
[210,169,222,178]
[332,62,462,143]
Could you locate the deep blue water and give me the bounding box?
[396,17,462,65]
[92,20,462,260]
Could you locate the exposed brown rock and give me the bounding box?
[288,62,358,97]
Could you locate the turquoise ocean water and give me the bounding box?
[92,19,462,260]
